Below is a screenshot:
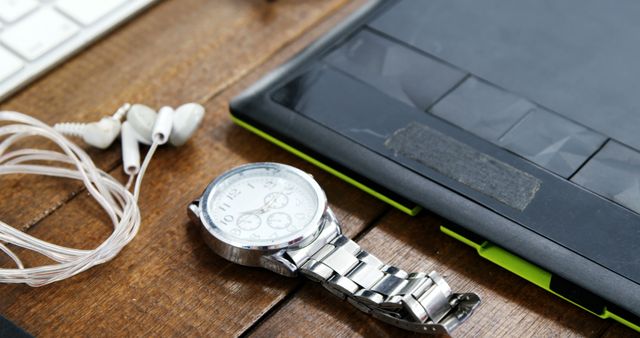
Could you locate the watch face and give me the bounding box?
[201,163,326,250]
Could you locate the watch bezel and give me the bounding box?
[199,162,328,252]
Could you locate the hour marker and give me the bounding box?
[227,188,240,199]
[247,183,255,189]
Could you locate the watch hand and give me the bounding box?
[240,208,262,215]
[242,196,277,215]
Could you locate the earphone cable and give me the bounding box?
[0,111,158,286]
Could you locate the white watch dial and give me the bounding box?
[205,164,322,247]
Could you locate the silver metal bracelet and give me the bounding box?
[286,234,481,334]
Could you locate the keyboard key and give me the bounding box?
[0,8,79,60]
[0,47,24,81]
[0,0,38,23]
[572,141,640,214]
[499,109,606,177]
[56,0,127,25]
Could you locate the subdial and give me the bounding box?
[267,212,292,229]
[263,192,289,209]
[236,214,261,230]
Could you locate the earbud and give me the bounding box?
[54,102,204,175]
[126,103,205,146]
[121,103,205,175]
[125,104,157,145]
[169,103,205,146]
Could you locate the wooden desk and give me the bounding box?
[0,1,635,336]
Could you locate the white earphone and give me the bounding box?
[120,103,205,174]
[55,102,205,175]
[0,102,205,286]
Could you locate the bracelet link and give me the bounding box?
[324,274,359,298]
[416,279,452,323]
[300,258,333,282]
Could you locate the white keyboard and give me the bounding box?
[0,0,158,101]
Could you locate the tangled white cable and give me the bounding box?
[0,110,159,287]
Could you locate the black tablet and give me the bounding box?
[231,0,640,330]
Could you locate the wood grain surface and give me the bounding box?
[0,0,637,337]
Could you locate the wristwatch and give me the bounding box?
[188,162,480,334]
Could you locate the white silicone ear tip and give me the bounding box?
[152,106,174,145]
[169,103,205,146]
[126,104,157,145]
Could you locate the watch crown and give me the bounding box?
[187,198,201,224]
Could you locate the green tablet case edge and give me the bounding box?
[440,225,640,332]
